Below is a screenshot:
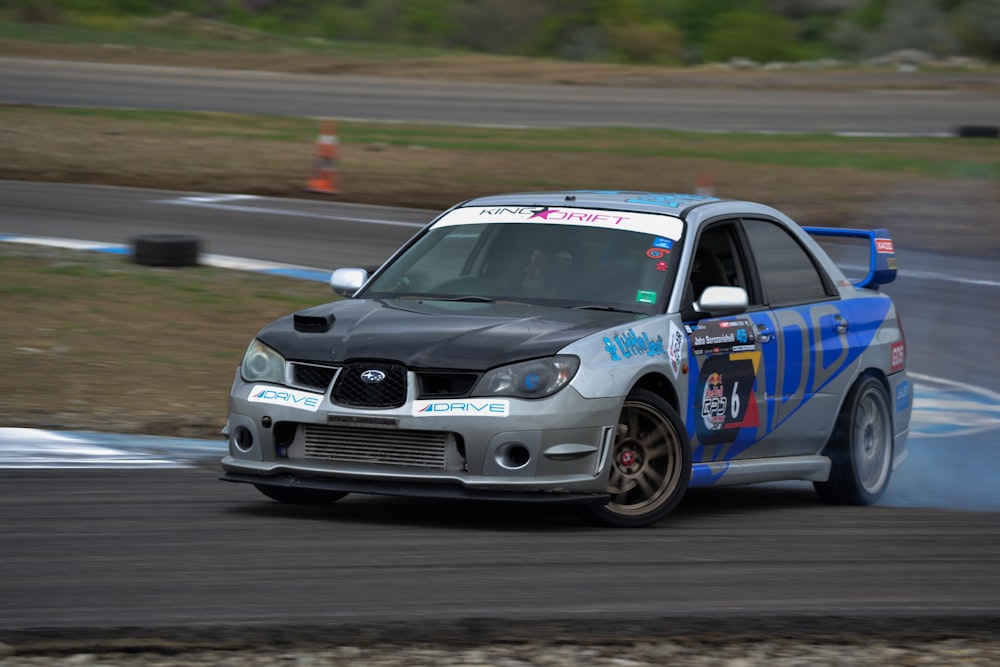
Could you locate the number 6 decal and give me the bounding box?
[694,356,759,445]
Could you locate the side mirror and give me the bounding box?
[695,286,748,318]
[330,268,369,297]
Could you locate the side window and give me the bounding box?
[743,219,831,306]
[689,221,750,301]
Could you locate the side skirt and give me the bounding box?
[689,455,831,488]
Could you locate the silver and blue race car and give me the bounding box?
[221,191,911,527]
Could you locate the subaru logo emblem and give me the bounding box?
[360,369,386,383]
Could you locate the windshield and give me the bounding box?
[361,206,684,314]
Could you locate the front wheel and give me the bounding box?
[583,389,691,528]
[814,375,893,505]
[254,484,348,505]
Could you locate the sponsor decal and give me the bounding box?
[701,372,727,432]
[248,385,323,412]
[655,261,668,272]
[604,328,667,361]
[432,206,684,239]
[646,248,667,259]
[690,318,756,355]
[526,208,630,225]
[896,380,910,412]
[890,340,906,373]
[668,321,685,379]
[875,238,894,254]
[636,290,657,304]
[412,399,510,417]
[694,355,760,445]
[624,193,714,208]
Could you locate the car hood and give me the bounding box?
[256,298,640,369]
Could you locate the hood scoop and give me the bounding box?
[294,311,335,333]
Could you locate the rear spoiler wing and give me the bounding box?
[803,227,897,289]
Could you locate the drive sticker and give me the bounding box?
[248,385,323,412]
[689,318,756,355]
[413,399,510,416]
[652,237,673,250]
[646,248,667,259]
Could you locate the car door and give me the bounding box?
[684,221,772,465]
[738,218,853,458]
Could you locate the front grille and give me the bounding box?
[303,424,452,469]
[290,363,337,392]
[332,362,407,408]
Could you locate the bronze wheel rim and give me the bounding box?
[606,400,685,517]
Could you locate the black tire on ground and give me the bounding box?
[582,389,692,528]
[132,234,201,267]
[814,375,893,506]
[954,125,999,139]
[254,484,348,505]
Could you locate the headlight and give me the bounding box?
[240,339,286,383]
[472,355,580,399]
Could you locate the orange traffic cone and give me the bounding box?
[695,173,715,197]
[305,121,340,194]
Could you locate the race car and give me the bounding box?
[220,190,910,527]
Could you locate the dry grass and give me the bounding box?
[0,245,327,437]
[2,106,999,255]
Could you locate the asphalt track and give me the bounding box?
[0,59,998,636]
[1,181,998,636]
[2,57,1000,134]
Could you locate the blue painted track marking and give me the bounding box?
[0,428,225,468]
[0,234,332,282]
[908,372,1000,439]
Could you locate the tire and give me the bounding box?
[583,389,692,528]
[814,375,893,505]
[254,484,348,505]
[132,234,201,267]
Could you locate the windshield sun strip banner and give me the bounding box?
[433,206,684,240]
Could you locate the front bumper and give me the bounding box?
[223,372,623,498]
[220,471,610,505]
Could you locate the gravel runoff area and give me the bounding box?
[2,618,1000,666]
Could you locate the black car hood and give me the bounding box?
[256,298,640,369]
